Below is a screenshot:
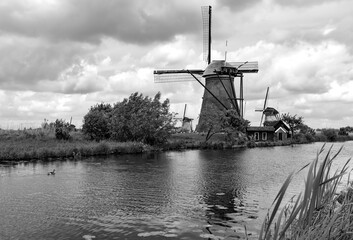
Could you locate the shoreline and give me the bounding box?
[0,131,334,163]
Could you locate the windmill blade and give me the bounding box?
[260,113,265,126]
[201,6,212,64]
[228,61,259,73]
[263,87,269,110]
[183,104,187,119]
[154,69,203,83]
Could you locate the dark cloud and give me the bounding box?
[0,0,200,45]
[0,37,94,91]
[273,0,344,8]
[216,0,260,12]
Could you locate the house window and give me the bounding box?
[262,132,267,141]
[254,132,259,141]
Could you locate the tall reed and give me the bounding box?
[259,144,353,240]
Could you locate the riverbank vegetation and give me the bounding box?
[0,128,147,161]
[259,145,353,239]
[2,91,353,162]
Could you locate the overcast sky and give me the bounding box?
[0,0,352,129]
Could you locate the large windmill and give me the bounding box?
[153,6,258,132]
[255,87,280,126]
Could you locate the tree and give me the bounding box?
[338,127,348,136]
[281,113,303,138]
[199,107,249,142]
[109,92,175,145]
[298,124,315,135]
[322,128,338,141]
[82,103,112,141]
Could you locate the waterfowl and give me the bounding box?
[47,169,55,175]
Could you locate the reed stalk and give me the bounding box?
[259,144,353,240]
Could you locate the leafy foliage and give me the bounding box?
[281,113,304,138]
[322,128,338,142]
[54,119,71,140]
[338,126,353,136]
[200,107,249,142]
[109,92,175,145]
[82,103,112,141]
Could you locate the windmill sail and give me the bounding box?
[153,70,203,83]
[228,62,259,73]
[202,6,211,64]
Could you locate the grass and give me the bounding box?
[0,128,147,161]
[259,144,353,240]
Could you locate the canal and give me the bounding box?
[1,142,352,239]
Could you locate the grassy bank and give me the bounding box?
[0,130,245,161]
[0,129,147,161]
[2,129,353,162]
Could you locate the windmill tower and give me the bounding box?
[255,87,280,126]
[154,6,258,132]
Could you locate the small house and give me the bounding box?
[246,120,291,142]
[246,126,275,141]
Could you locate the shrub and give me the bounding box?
[109,92,175,145]
[322,128,338,142]
[54,119,71,140]
[82,103,112,141]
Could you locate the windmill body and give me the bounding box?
[196,60,238,132]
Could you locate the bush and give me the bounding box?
[82,103,112,141]
[109,92,175,145]
[54,119,71,140]
[322,128,338,142]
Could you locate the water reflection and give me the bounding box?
[1,142,353,239]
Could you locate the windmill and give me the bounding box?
[153,6,258,132]
[255,87,280,126]
[177,104,193,132]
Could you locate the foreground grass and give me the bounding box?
[259,145,353,240]
[0,129,147,161]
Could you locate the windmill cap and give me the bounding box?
[202,60,237,77]
[264,107,279,114]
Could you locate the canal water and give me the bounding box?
[1,142,353,239]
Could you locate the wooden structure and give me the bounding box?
[246,120,290,142]
[246,126,275,141]
[153,6,258,132]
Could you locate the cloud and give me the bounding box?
[216,0,260,12]
[0,35,96,91]
[0,0,201,45]
[272,0,346,8]
[224,40,353,126]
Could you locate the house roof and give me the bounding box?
[246,126,275,132]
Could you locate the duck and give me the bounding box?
[47,169,56,175]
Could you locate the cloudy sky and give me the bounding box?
[0,0,352,129]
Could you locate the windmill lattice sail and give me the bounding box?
[202,6,211,64]
[153,70,203,83]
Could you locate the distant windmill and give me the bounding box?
[255,87,280,126]
[153,6,259,132]
[177,104,193,132]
